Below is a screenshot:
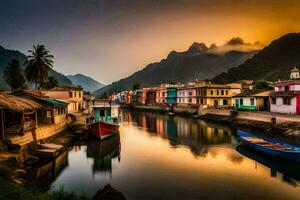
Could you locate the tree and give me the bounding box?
[254,80,274,90]
[40,76,59,89]
[25,45,54,89]
[132,83,141,91]
[3,59,26,92]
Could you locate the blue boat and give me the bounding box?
[237,130,300,162]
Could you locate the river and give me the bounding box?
[34,110,300,199]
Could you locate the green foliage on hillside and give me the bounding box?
[212,33,300,83]
[0,46,73,91]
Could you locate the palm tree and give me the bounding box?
[40,76,59,89]
[25,45,54,89]
[4,59,26,92]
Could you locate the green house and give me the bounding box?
[166,87,177,104]
[233,90,271,111]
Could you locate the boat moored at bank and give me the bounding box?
[238,130,300,162]
[86,100,121,140]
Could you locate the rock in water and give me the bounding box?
[93,184,126,200]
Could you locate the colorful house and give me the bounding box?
[177,83,197,105]
[156,87,167,104]
[41,86,84,113]
[166,86,177,105]
[145,88,157,105]
[270,67,300,114]
[194,81,242,107]
[233,90,271,111]
[116,91,128,104]
[134,89,143,104]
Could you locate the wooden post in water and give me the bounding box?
[0,109,5,140]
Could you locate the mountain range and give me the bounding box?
[95,33,300,97]
[94,42,257,97]
[212,33,300,83]
[0,46,103,92]
[67,74,105,93]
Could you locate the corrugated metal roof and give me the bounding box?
[43,99,68,106]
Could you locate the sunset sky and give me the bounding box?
[1,0,300,84]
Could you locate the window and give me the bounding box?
[250,98,255,106]
[283,97,291,105]
[217,90,219,95]
[271,98,276,104]
[211,90,213,95]
[200,98,204,104]
[69,92,73,98]
[79,92,82,98]
[46,111,52,118]
[204,91,206,96]
[188,98,192,103]
[284,86,289,91]
[74,92,77,98]
[223,99,228,105]
[221,90,224,95]
[226,90,228,95]
[240,99,243,106]
[189,92,193,96]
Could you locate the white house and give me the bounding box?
[270,67,300,114]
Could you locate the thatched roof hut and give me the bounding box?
[0,93,41,112]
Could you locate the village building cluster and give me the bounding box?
[0,86,84,146]
[1,67,300,147]
[114,67,300,115]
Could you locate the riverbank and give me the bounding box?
[0,117,126,199]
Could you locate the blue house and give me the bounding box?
[166,87,177,104]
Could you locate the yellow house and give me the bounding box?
[41,87,84,113]
[194,81,242,107]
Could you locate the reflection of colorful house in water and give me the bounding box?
[86,134,121,174]
[145,112,157,133]
[173,117,234,155]
[121,110,234,156]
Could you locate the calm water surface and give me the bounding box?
[35,111,300,200]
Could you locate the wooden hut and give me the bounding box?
[0,93,41,140]
[12,90,69,125]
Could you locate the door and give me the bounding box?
[296,96,300,114]
[235,99,239,109]
[214,100,218,107]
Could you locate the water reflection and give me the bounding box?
[86,134,121,174]
[122,110,236,156]
[237,144,300,187]
[27,151,69,191]
[33,110,300,199]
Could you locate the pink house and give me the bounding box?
[270,67,300,114]
[177,83,197,105]
[156,87,167,104]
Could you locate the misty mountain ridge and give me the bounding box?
[94,39,258,97]
[67,74,105,93]
[212,33,300,83]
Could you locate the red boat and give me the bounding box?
[86,101,120,140]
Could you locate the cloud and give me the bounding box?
[207,37,263,54]
[226,37,245,45]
